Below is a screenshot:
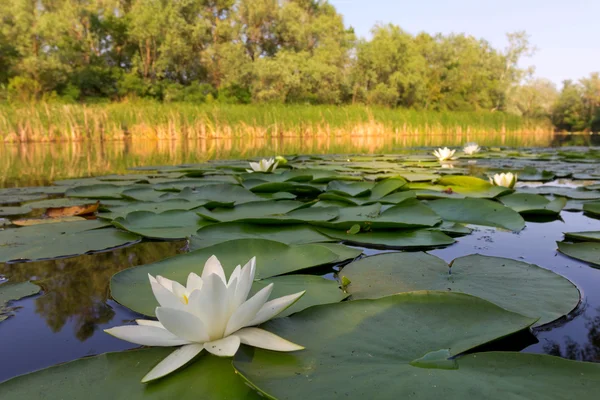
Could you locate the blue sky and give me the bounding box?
[331,0,599,88]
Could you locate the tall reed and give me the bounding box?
[0,102,551,143]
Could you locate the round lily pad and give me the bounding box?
[110,238,360,316]
[499,193,566,215]
[557,241,600,267]
[339,253,579,327]
[317,227,455,250]
[112,210,211,239]
[426,198,525,231]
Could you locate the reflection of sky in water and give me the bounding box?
[1,183,600,381]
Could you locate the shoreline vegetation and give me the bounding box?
[1,1,598,137]
[0,103,552,143]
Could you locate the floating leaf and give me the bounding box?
[232,293,594,399]
[112,210,210,239]
[340,253,579,326]
[313,200,441,230]
[111,238,359,316]
[196,201,338,224]
[0,206,32,217]
[12,216,86,226]
[583,202,600,217]
[318,228,454,250]
[190,222,332,249]
[557,241,600,267]
[499,193,566,215]
[564,231,600,242]
[0,348,260,399]
[0,222,138,263]
[426,198,525,231]
[0,281,40,322]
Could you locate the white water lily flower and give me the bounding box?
[490,172,518,188]
[247,158,279,173]
[105,256,305,383]
[433,147,456,162]
[463,143,481,155]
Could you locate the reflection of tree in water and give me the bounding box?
[0,241,185,341]
[543,308,600,362]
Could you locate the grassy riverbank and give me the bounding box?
[0,103,551,143]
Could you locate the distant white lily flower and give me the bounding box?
[247,158,279,173]
[433,147,456,162]
[105,256,305,382]
[490,172,518,188]
[463,143,481,155]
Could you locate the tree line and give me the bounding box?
[1,0,598,131]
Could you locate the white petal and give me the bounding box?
[228,265,241,287]
[141,343,204,383]
[204,335,241,357]
[188,273,229,340]
[224,283,273,336]
[232,257,255,309]
[202,255,227,284]
[156,307,210,343]
[247,291,305,326]
[171,281,188,302]
[104,325,190,347]
[186,273,203,292]
[149,276,186,311]
[233,328,304,351]
[136,319,164,328]
[249,162,260,171]
[156,275,174,292]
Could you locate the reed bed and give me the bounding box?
[0,103,551,143]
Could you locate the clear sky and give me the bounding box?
[331,0,600,88]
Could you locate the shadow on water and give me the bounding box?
[0,240,186,381]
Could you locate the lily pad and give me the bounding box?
[65,184,132,199]
[498,193,566,215]
[0,193,48,205]
[190,223,333,249]
[519,186,600,200]
[426,198,525,231]
[340,253,579,326]
[564,231,600,242]
[409,176,512,199]
[112,210,210,239]
[0,281,41,322]
[0,348,260,399]
[196,201,338,224]
[317,228,455,250]
[111,239,358,316]
[232,292,592,400]
[557,241,600,267]
[98,199,204,220]
[0,224,139,263]
[0,206,32,217]
[313,200,441,230]
[583,202,600,217]
[326,181,374,197]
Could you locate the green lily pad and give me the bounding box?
[0,348,260,399]
[518,168,556,182]
[519,186,600,200]
[409,176,512,199]
[0,281,41,322]
[557,241,600,267]
[326,181,375,197]
[426,198,525,231]
[196,201,338,224]
[173,184,264,204]
[0,223,139,263]
[564,231,600,242]
[190,223,333,249]
[243,180,324,195]
[65,184,133,199]
[99,199,206,220]
[232,292,587,399]
[121,187,167,202]
[397,172,439,182]
[25,198,101,210]
[0,206,32,217]
[0,193,48,205]
[340,253,579,326]
[112,210,210,239]
[583,202,600,217]
[111,239,359,316]
[499,193,566,215]
[317,228,455,250]
[313,200,441,230]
